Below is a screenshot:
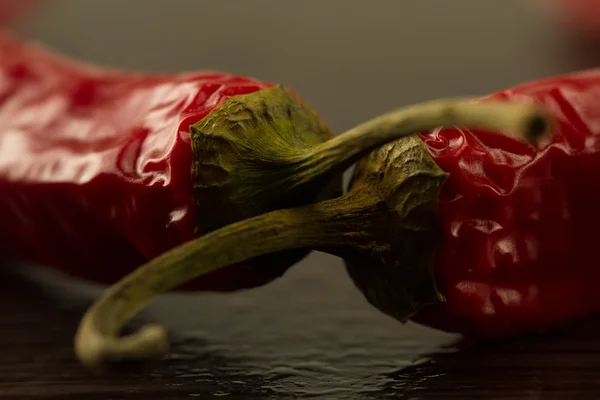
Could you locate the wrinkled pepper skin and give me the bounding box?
[414,69,600,338]
[0,29,280,289]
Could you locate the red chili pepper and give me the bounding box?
[413,69,600,338]
[0,28,279,290]
[343,70,600,340]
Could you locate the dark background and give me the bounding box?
[2,1,600,399]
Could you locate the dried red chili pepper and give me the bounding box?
[0,28,307,292]
[411,69,600,338]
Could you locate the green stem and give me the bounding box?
[74,200,366,368]
[298,98,549,182]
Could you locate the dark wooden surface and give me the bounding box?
[2,1,600,399]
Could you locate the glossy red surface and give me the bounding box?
[0,30,271,283]
[416,70,600,337]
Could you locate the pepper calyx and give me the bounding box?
[336,136,448,321]
[190,85,340,235]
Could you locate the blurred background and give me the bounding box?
[3,1,600,399]
[10,0,600,135]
